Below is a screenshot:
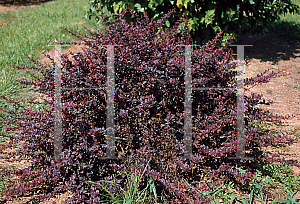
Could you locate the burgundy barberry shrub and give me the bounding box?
[0,7,299,203]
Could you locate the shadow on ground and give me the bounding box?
[0,0,52,6]
[234,26,300,64]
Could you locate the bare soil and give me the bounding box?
[236,31,300,177]
[1,2,300,203]
[236,31,300,201]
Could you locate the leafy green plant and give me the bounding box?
[0,166,19,203]
[186,178,300,204]
[224,187,300,204]
[198,184,239,203]
[293,126,300,137]
[89,157,159,204]
[183,177,271,204]
[0,166,15,197]
[273,187,300,204]
[260,162,300,192]
[222,184,267,204]
[0,169,8,196]
[201,167,300,204]
[0,135,7,145]
[270,0,300,40]
[85,0,300,44]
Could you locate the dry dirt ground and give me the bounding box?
[236,31,300,177]
[0,2,300,203]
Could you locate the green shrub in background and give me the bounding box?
[85,0,300,45]
[271,0,300,40]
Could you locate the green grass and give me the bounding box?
[89,157,159,204]
[0,165,19,199]
[0,166,11,196]
[0,0,104,80]
[0,0,105,132]
[0,168,8,196]
[270,0,300,39]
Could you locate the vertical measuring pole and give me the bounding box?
[184,45,193,160]
[175,44,201,160]
[236,45,246,159]
[52,43,120,160]
[229,45,252,160]
[105,45,117,159]
[54,45,62,159]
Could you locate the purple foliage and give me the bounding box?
[0,7,299,203]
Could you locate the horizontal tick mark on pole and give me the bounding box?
[192,88,237,91]
[62,88,104,90]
